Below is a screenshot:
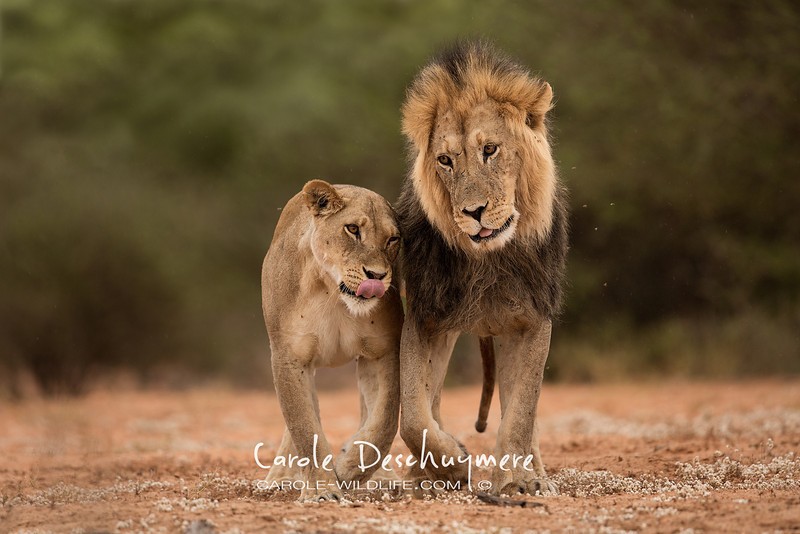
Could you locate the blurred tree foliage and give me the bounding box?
[1,0,798,394]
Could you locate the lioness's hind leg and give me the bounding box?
[359,390,367,427]
[335,352,400,482]
[341,391,368,455]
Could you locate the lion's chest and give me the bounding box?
[468,293,536,336]
[417,263,543,336]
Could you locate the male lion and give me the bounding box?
[396,42,568,496]
[262,180,403,501]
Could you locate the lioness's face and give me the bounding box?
[303,181,400,317]
[432,100,521,251]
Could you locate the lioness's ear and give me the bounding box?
[303,180,344,217]
[524,82,553,129]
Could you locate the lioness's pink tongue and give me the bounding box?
[479,227,494,238]
[356,279,386,299]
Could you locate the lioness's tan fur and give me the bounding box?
[262,180,403,501]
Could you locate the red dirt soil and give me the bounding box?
[1,380,799,532]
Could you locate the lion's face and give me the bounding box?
[303,180,400,317]
[402,44,556,254]
[431,100,522,251]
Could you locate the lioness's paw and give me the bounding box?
[498,479,558,497]
[300,486,343,503]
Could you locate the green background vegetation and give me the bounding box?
[1,0,798,395]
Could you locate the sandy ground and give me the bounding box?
[1,380,799,533]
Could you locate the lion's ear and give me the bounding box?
[524,82,553,129]
[303,180,344,217]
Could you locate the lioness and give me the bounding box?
[396,42,568,496]
[262,180,403,501]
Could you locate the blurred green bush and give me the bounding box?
[1,0,798,395]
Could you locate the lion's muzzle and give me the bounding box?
[469,215,515,243]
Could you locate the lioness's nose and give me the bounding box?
[363,267,387,280]
[462,202,488,222]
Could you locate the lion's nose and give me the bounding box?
[462,202,488,222]
[363,267,387,280]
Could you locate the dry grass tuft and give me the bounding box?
[554,453,799,498]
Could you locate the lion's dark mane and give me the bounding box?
[396,180,569,335]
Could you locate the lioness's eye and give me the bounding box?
[345,224,360,237]
[387,236,400,247]
[437,155,452,167]
[483,144,497,156]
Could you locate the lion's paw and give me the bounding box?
[526,478,558,496]
[407,477,441,500]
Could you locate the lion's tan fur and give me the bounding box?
[396,41,568,497]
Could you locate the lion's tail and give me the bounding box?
[475,336,496,433]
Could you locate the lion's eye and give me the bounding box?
[345,224,360,237]
[437,155,452,167]
[387,236,400,247]
[483,144,498,157]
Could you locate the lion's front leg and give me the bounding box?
[271,349,341,502]
[399,320,467,485]
[491,319,558,496]
[336,350,400,482]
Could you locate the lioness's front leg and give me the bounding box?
[271,348,341,502]
[336,351,400,482]
[267,387,322,485]
[399,319,467,484]
[491,319,557,496]
[266,428,299,484]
